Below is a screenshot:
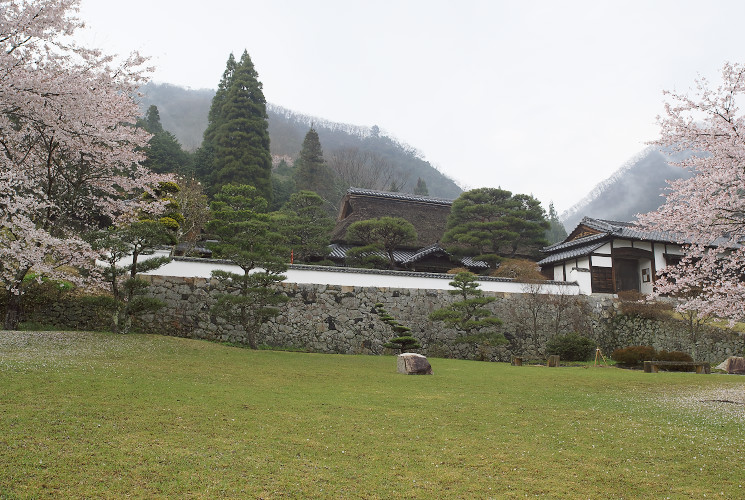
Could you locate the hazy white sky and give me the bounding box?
[76,0,745,212]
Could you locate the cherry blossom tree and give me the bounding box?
[1,0,169,329]
[638,62,745,322]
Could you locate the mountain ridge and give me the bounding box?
[559,147,693,231]
[139,82,462,199]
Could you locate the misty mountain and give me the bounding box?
[560,147,694,231]
[139,82,462,199]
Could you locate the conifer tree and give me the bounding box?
[443,188,549,268]
[139,105,192,175]
[198,51,272,200]
[429,272,506,358]
[207,184,288,348]
[545,202,568,244]
[293,127,340,211]
[276,191,334,263]
[413,177,429,196]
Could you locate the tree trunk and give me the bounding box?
[3,292,23,330]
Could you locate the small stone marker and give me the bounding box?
[547,355,560,367]
[397,353,433,375]
[715,356,745,374]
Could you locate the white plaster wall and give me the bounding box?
[143,259,580,295]
[634,241,652,251]
[654,243,685,271]
[613,239,632,248]
[638,258,653,295]
[567,268,593,295]
[597,242,612,254]
[553,265,563,281]
[592,255,612,267]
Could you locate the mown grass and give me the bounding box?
[1,331,744,498]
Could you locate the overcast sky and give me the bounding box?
[76,0,745,212]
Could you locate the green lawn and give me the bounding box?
[1,332,744,499]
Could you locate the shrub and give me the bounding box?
[545,332,596,361]
[615,290,673,320]
[491,258,546,281]
[446,267,470,275]
[612,345,657,367]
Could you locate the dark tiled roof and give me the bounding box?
[539,216,687,266]
[537,240,607,266]
[347,187,454,206]
[328,243,488,269]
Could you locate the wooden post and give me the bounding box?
[547,355,560,367]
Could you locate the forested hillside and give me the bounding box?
[560,147,693,231]
[140,82,462,199]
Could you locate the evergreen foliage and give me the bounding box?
[87,181,182,333]
[375,302,421,353]
[276,191,334,263]
[139,105,193,176]
[429,272,506,349]
[443,188,549,268]
[270,159,296,211]
[545,202,568,245]
[545,332,595,361]
[293,127,342,213]
[346,217,417,269]
[206,184,288,348]
[198,52,272,200]
[413,177,429,196]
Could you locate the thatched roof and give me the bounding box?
[330,188,454,247]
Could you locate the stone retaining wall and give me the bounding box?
[134,275,744,363]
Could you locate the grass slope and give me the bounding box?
[1,331,744,498]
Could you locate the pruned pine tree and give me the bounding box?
[206,184,288,348]
[429,272,506,356]
[87,181,182,333]
[443,188,549,268]
[346,217,417,269]
[375,303,421,353]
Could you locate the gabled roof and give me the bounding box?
[538,216,684,266]
[328,243,488,269]
[345,187,453,206]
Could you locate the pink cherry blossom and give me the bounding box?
[638,62,745,322]
[1,0,173,328]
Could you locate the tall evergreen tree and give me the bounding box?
[293,127,340,211]
[198,51,272,200]
[139,105,192,175]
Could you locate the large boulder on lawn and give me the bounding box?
[715,356,745,374]
[397,353,433,375]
